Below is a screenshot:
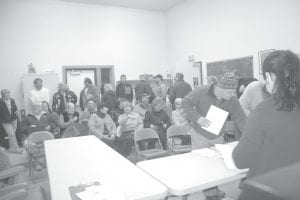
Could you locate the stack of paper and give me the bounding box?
[202,105,229,135]
[76,183,126,200]
[215,142,248,173]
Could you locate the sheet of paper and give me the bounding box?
[202,105,229,135]
[76,184,126,200]
[192,148,221,157]
[215,142,248,173]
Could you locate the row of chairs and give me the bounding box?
[26,125,193,177]
[134,125,192,161]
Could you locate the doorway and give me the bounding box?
[62,65,115,102]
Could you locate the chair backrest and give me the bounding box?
[167,125,190,138]
[27,131,54,144]
[134,128,160,142]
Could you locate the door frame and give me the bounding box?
[62,65,115,88]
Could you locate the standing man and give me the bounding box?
[182,72,247,149]
[116,74,133,102]
[134,74,155,103]
[30,78,50,104]
[52,83,77,114]
[153,74,168,102]
[168,73,192,109]
[79,78,100,111]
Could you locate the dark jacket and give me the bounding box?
[168,80,192,105]
[135,80,155,103]
[0,98,18,123]
[182,85,247,140]
[101,91,118,111]
[116,82,133,102]
[233,98,300,200]
[52,91,77,114]
[80,84,100,111]
[22,113,52,135]
[143,109,171,131]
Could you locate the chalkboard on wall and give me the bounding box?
[206,56,253,79]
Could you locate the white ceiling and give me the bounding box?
[58,0,186,11]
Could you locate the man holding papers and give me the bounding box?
[182,72,247,149]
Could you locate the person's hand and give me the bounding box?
[197,117,211,128]
[110,133,116,140]
[73,116,78,122]
[163,124,168,129]
[45,125,51,131]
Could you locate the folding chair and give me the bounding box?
[25,131,55,176]
[167,125,192,155]
[134,128,168,161]
[0,166,28,200]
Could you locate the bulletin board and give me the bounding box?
[206,56,254,78]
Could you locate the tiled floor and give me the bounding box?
[7,148,241,200]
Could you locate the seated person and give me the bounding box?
[171,98,191,145]
[21,102,53,170]
[144,97,171,150]
[115,100,143,157]
[41,101,60,138]
[22,102,53,139]
[133,93,151,120]
[59,102,82,138]
[113,98,125,127]
[81,98,97,134]
[88,103,116,148]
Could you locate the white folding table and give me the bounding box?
[137,149,248,198]
[45,135,168,200]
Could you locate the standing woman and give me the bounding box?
[233,50,300,200]
[0,89,22,153]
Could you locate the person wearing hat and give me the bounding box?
[182,72,247,149]
[168,73,192,109]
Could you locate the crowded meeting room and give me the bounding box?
[1,0,300,200]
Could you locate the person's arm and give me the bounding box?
[88,114,104,139]
[161,84,168,100]
[116,84,120,99]
[118,114,130,126]
[59,114,73,129]
[181,88,201,122]
[232,107,264,169]
[130,84,134,102]
[168,86,176,105]
[143,111,152,128]
[163,111,171,127]
[107,115,117,135]
[239,84,253,116]
[172,111,181,125]
[52,93,59,113]
[230,97,247,134]
[70,91,77,104]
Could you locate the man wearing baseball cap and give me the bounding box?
[182,72,247,149]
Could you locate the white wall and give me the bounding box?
[166,0,300,85]
[0,0,168,108]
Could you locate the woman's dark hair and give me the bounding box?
[98,102,108,111]
[263,50,300,111]
[84,77,92,85]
